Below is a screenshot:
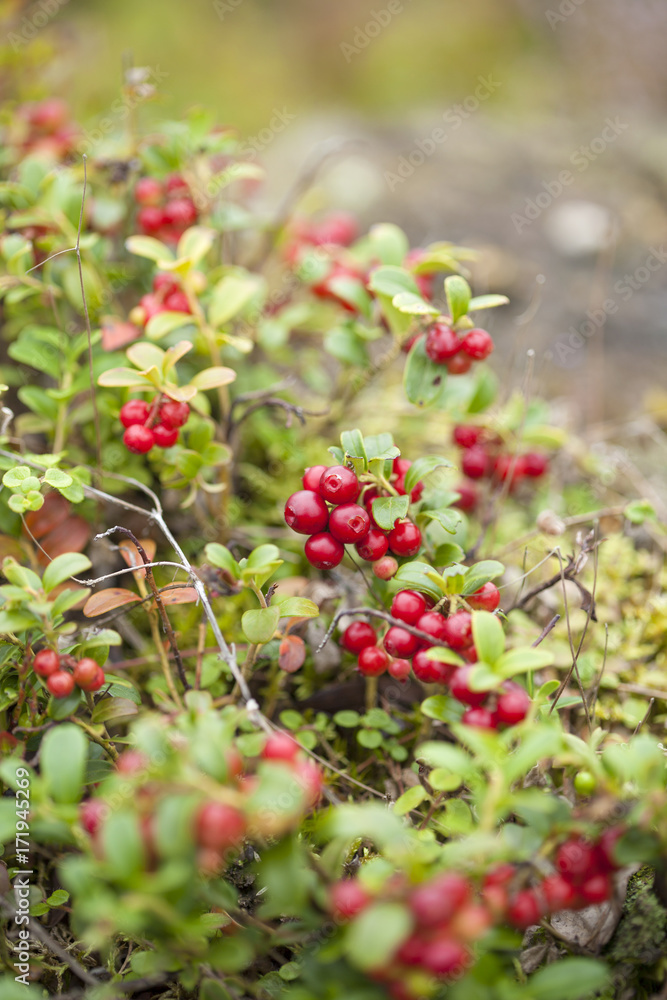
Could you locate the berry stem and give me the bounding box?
[365,674,378,712]
[69,715,119,762]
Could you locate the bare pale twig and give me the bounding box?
[532,614,561,647]
[315,606,463,655]
[75,155,103,474]
[0,897,98,987]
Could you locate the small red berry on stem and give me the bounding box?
[372,555,398,579]
[387,519,422,557]
[159,400,190,428]
[304,532,345,569]
[442,610,473,650]
[120,399,150,428]
[135,177,164,206]
[47,671,75,698]
[328,503,370,544]
[462,706,497,729]
[391,589,428,625]
[425,323,461,362]
[284,491,330,535]
[33,649,60,677]
[453,424,483,449]
[195,801,246,853]
[262,732,299,762]
[124,424,155,455]
[357,646,388,677]
[461,446,489,480]
[302,465,328,492]
[447,353,473,374]
[319,465,360,505]
[341,622,377,653]
[383,626,419,659]
[450,666,489,706]
[495,683,531,725]
[467,582,501,611]
[387,658,411,681]
[355,528,389,562]
[460,328,494,360]
[73,657,103,691]
[153,423,179,448]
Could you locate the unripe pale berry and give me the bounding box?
[372,555,398,579]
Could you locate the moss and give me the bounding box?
[604,867,667,998]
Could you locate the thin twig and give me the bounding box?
[75,155,102,474]
[632,698,654,736]
[531,614,561,647]
[0,897,99,987]
[315,606,465,654]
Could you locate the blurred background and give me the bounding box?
[2,0,667,425]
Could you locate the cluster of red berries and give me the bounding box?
[406,321,494,376]
[79,731,322,874]
[451,424,550,513]
[284,458,424,576]
[330,870,487,995]
[129,271,192,328]
[119,396,190,454]
[16,98,78,159]
[33,649,105,699]
[340,584,531,728]
[489,829,624,930]
[134,174,198,244]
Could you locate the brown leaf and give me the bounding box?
[118,538,157,579]
[159,586,198,606]
[101,316,142,351]
[24,491,70,539]
[36,516,91,564]
[279,635,306,674]
[83,588,141,617]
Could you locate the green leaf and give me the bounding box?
[43,468,72,488]
[357,728,383,749]
[367,265,419,299]
[461,560,505,595]
[333,710,361,728]
[445,275,471,324]
[391,561,442,601]
[468,294,509,311]
[272,596,319,619]
[367,223,409,265]
[404,455,453,494]
[209,273,259,327]
[40,724,86,803]
[393,784,427,815]
[145,310,194,341]
[496,647,554,678]
[371,494,410,530]
[471,611,505,666]
[2,466,33,488]
[422,507,462,534]
[242,606,280,644]
[468,663,502,691]
[176,225,215,265]
[345,902,412,971]
[424,647,465,666]
[392,291,439,315]
[125,235,173,263]
[403,335,445,408]
[340,429,368,465]
[527,958,610,1000]
[240,544,283,587]
[90,697,139,724]
[624,499,656,525]
[42,553,92,593]
[100,810,146,877]
[190,366,237,390]
[204,543,240,578]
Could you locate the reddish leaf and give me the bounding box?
[83,588,141,617]
[101,317,142,351]
[159,586,198,606]
[36,516,91,565]
[119,538,157,578]
[24,492,70,539]
[279,635,306,674]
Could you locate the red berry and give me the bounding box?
[387,520,422,558]
[358,646,388,677]
[383,626,419,659]
[47,671,75,698]
[312,212,358,247]
[319,465,360,504]
[138,293,166,323]
[396,933,427,966]
[163,290,191,313]
[330,879,370,919]
[453,480,479,511]
[484,863,516,888]
[467,582,501,611]
[412,649,454,684]
[116,750,148,775]
[372,556,398,580]
[195,801,246,853]
[555,838,598,885]
[391,589,428,625]
[450,666,488,706]
[541,874,578,913]
[462,706,497,729]
[579,873,611,905]
[393,474,423,503]
[123,424,155,454]
[421,938,470,977]
[304,532,345,570]
[27,98,68,133]
[387,658,411,681]
[89,667,106,691]
[425,323,461,362]
[152,423,179,448]
[137,206,165,234]
[598,827,624,871]
[442,610,473,650]
[165,173,189,196]
[73,657,102,691]
[447,353,473,374]
[522,452,549,478]
[302,465,328,492]
[461,328,494,360]
[410,873,471,926]
[163,198,197,228]
[328,503,370,544]
[120,399,150,428]
[453,425,482,449]
[262,732,299,762]
[508,889,542,929]
[355,528,389,562]
[153,272,180,295]
[495,684,531,726]
[135,177,164,206]
[341,622,377,653]
[284,490,329,535]
[415,611,449,645]
[393,457,412,476]
[79,799,106,837]
[159,400,190,429]
[494,454,524,486]
[33,649,60,677]
[461,446,489,480]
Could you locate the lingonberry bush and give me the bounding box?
[0,73,666,1000]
